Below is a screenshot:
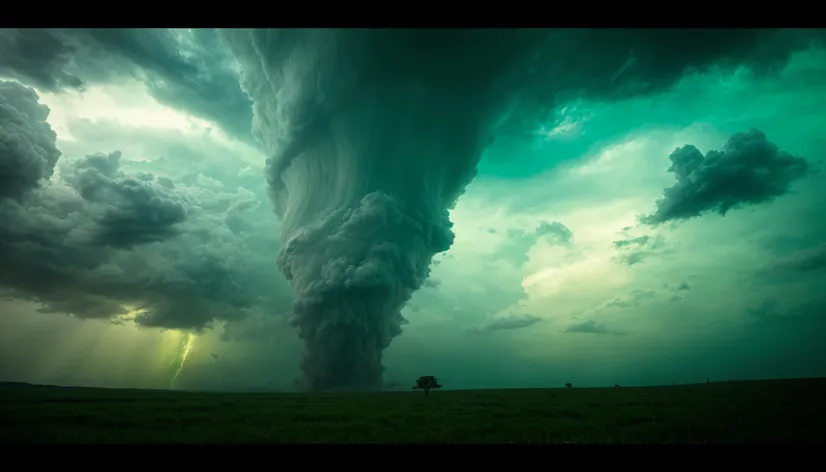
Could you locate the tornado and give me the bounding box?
[220,28,823,391]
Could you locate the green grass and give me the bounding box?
[1,378,825,443]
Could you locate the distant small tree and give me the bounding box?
[614,384,621,388]
[412,376,442,396]
[565,383,572,389]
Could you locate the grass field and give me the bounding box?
[1,377,825,443]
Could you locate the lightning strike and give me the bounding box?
[171,332,197,388]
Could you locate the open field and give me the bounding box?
[1,378,825,443]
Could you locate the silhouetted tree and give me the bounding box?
[565,383,572,389]
[412,376,442,395]
[614,384,622,388]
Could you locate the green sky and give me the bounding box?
[0,29,824,391]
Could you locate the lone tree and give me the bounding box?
[565,383,572,389]
[412,376,442,395]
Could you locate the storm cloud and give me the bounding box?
[642,129,811,225]
[60,150,188,248]
[0,81,61,199]
[0,81,288,330]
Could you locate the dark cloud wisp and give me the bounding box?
[612,234,666,267]
[464,314,544,335]
[565,320,626,336]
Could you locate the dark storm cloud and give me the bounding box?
[0,81,61,199]
[642,129,811,225]
[219,28,825,391]
[0,28,254,143]
[464,314,543,335]
[613,235,650,249]
[60,151,188,248]
[480,28,826,144]
[565,320,626,336]
[0,81,287,330]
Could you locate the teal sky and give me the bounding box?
[0,29,824,391]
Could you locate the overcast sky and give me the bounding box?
[1,29,825,391]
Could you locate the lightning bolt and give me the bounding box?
[171,332,197,388]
